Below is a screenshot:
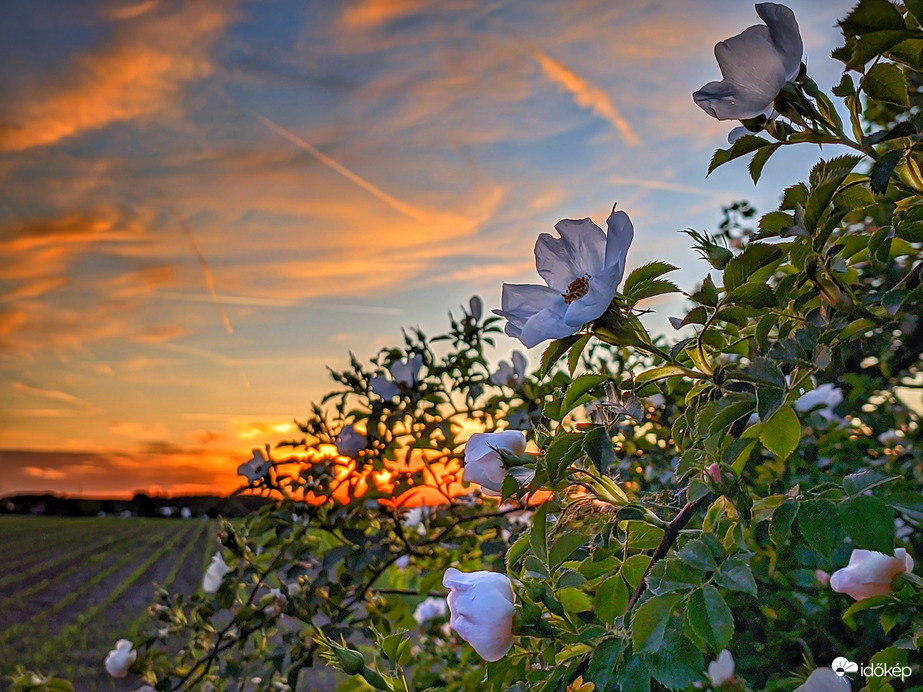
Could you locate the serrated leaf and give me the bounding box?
[635,365,698,385]
[714,554,758,597]
[749,143,782,184]
[839,495,896,554]
[645,630,705,690]
[623,261,680,295]
[770,500,799,546]
[631,593,682,653]
[865,62,909,106]
[798,499,840,557]
[839,0,905,34]
[676,539,718,572]
[567,333,593,376]
[597,575,630,623]
[760,405,801,460]
[627,278,681,302]
[647,559,703,595]
[561,373,610,418]
[708,135,772,175]
[583,425,615,474]
[724,243,784,290]
[727,283,777,308]
[870,149,903,194]
[535,339,581,384]
[686,585,733,652]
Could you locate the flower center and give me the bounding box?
[563,274,591,304]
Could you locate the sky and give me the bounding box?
[0,0,858,498]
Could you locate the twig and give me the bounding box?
[625,497,707,612]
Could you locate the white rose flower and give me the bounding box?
[443,568,515,661]
[413,596,448,625]
[707,649,735,687]
[794,668,847,692]
[492,351,528,387]
[469,295,483,322]
[829,548,914,601]
[694,3,803,121]
[463,430,527,496]
[104,639,136,678]
[203,552,231,594]
[237,449,270,483]
[494,210,634,348]
[878,429,902,447]
[794,382,843,421]
[335,425,368,458]
[370,355,423,399]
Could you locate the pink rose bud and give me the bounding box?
[707,463,722,484]
[829,548,914,601]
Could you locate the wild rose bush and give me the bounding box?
[9,2,923,691]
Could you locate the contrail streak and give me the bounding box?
[256,114,430,223]
[531,48,640,146]
[170,213,234,335]
[158,291,404,315]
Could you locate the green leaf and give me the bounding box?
[685,585,734,652]
[624,261,680,296]
[530,502,549,565]
[507,532,531,568]
[567,333,593,376]
[622,554,653,589]
[562,373,610,418]
[839,0,905,34]
[540,334,583,377]
[759,405,801,460]
[865,62,910,106]
[627,278,681,302]
[645,630,705,690]
[635,365,698,385]
[738,357,786,389]
[870,149,903,195]
[597,575,630,622]
[708,135,772,175]
[798,499,840,557]
[627,522,665,550]
[839,495,896,554]
[647,559,703,595]
[726,283,777,308]
[583,426,615,474]
[550,530,588,570]
[631,593,682,653]
[770,501,799,546]
[559,587,593,613]
[676,539,718,572]
[714,554,758,597]
[757,211,795,239]
[724,243,784,291]
[749,143,782,184]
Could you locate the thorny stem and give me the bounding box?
[625,496,708,613]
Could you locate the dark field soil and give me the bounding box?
[0,517,342,692]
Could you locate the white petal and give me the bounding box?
[495,284,574,348]
[553,218,608,277]
[369,375,400,400]
[534,232,581,293]
[512,351,528,379]
[756,2,803,81]
[603,210,633,285]
[794,668,848,692]
[563,279,615,327]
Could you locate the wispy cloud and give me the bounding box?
[0,2,234,151]
[530,48,639,146]
[11,382,103,413]
[171,213,234,335]
[257,115,431,223]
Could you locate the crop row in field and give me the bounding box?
[0,516,215,690]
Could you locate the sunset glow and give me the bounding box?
[1,0,853,498]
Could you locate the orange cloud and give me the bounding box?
[531,48,639,146]
[0,2,233,151]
